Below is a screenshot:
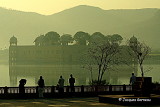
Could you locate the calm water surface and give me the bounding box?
[0,64,160,87]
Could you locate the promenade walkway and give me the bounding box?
[0,97,124,107]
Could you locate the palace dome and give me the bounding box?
[10,36,17,43]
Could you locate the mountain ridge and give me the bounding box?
[0,5,159,50]
[1,5,159,16]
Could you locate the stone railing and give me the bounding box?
[0,85,133,94]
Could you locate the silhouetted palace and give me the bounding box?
[9,36,137,86]
[9,36,87,65]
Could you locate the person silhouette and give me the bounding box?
[69,74,75,92]
[130,73,136,85]
[58,76,65,94]
[19,79,27,98]
[38,76,45,98]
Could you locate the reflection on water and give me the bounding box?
[9,65,90,87]
[8,64,136,86]
[0,64,160,87]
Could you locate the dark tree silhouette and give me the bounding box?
[60,34,73,45]
[89,32,105,45]
[43,31,60,45]
[74,31,90,45]
[34,35,45,46]
[128,36,151,77]
[106,34,123,44]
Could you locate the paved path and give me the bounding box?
[0,97,124,107]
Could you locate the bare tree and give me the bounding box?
[128,36,151,77]
[87,39,121,85]
[82,55,94,84]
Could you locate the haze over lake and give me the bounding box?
[0,4,159,87]
[0,63,159,87]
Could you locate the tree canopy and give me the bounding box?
[60,34,73,45]
[44,31,60,45]
[34,31,124,46]
[106,34,123,44]
[89,32,105,45]
[74,31,90,45]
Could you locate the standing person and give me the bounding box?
[19,79,27,98]
[38,76,45,98]
[130,73,136,94]
[58,76,65,94]
[130,73,136,85]
[69,74,75,92]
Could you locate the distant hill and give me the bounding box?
[0,5,159,50]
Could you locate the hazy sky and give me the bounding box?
[0,0,160,15]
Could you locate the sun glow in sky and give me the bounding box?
[0,0,160,15]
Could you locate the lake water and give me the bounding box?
[0,64,160,87]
